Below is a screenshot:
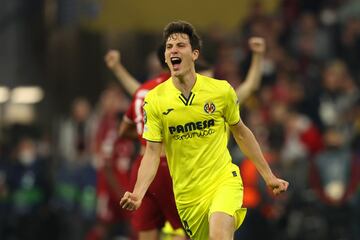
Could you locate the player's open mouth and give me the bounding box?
[170,57,182,70]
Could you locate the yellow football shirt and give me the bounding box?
[143,74,240,207]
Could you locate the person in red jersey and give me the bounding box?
[105,37,266,240]
[88,86,135,240]
[106,45,185,240]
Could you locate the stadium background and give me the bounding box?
[0,0,359,239]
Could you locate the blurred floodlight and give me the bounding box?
[0,86,10,103]
[4,103,35,124]
[11,86,44,104]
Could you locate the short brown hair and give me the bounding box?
[163,20,202,52]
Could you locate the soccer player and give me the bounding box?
[120,20,288,240]
[105,35,265,239]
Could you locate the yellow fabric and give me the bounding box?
[176,164,247,239]
[209,165,247,230]
[143,74,241,208]
[161,221,186,239]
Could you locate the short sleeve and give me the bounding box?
[224,84,240,125]
[142,91,163,142]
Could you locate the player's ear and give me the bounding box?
[192,49,199,61]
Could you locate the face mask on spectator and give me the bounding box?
[19,149,36,166]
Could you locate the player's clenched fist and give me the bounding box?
[120,191,142,211]
[249,37,266,54]
[266,177,289,196]
[104,49,121,70]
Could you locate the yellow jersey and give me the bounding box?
[143,74,240,207]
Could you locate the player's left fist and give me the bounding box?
[249,37,266,54]
[267,177,289,196]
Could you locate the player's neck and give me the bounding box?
[172,70,197,98]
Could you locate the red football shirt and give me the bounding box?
[125,72,170,146]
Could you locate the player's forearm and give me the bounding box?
[236,53,263,104]
[133,151,160,199]
[112,64,140,95]
[245,53,263,90]
[232,123,275,183]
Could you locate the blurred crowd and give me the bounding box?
[0,0,360,240]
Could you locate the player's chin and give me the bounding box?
[171,69,181,76]
[171,72,179,77]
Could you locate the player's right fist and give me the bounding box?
[120,191,142,211]
[105,50,121,69]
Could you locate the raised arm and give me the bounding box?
[236,37,265,104]
[229,119,289,195]
[120,141,162,210]
[104,50,140,95]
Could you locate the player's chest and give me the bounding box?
[160,93,225,125]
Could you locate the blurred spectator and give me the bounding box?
[309,127,358,239]
[318,60,359,131]
[291,12,334,60]
[281,107,323,160]
[52,97,97,240]
[311,128,357,204]
[6,137,52,240]
[56,97,96,166]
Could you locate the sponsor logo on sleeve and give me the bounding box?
[143,109,147,124]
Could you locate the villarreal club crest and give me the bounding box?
[204,102,216,114]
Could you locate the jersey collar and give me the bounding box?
[170,73,202,94]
